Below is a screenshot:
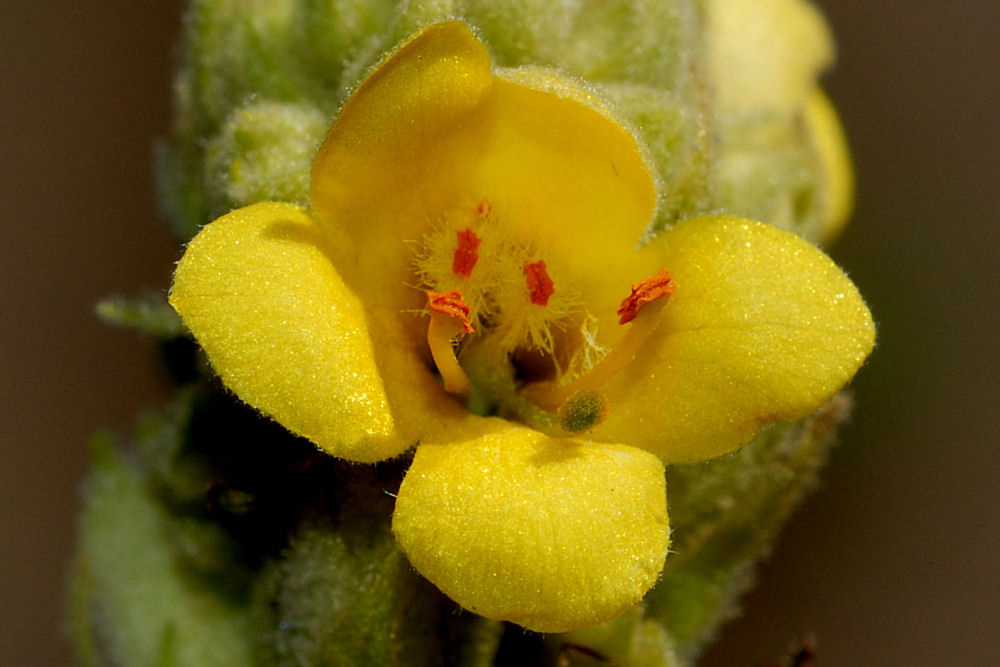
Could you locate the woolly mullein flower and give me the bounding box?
[170,21,873,632]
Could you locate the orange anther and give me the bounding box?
[451,228,482,278]
[427,289,474,333]
[523,260,555,306]
[617,269,675,324]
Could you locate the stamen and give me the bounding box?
[523,260,555,306]
[522,269,674,416]
[426,289,474,394]
[617,268,675,324]
[451,228,482,278]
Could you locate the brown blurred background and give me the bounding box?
[1,2,996,665]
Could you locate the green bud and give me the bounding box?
[204,100,328,216]
[250,474,443,667]
[714,109,825,240]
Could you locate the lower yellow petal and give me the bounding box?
[392,424,669,633]
[592,215,875,463]
[169,202,402,463]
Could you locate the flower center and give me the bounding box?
[413,199,674,434]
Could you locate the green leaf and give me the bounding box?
[95,292,187,339]
[71,434,254,666]
[713,109,825,241]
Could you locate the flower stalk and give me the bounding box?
[73,1,872,665]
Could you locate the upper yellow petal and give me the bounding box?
[169,202,402,463]
[474,68,660,333]
[310,20,494,310]
[392,423,669,633]
[591,214,875,463]
[307,23,500,422]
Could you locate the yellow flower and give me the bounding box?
[169,21,874,632]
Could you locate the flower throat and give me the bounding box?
[413,199,674,434]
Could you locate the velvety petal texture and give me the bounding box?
[392,425,669,633]
[169,202,401,462]
[593,215,875,463]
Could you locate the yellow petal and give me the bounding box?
[308,22,528,447]
[806,88,855,242]
[707,0,834,113]
[169,202,402,463]
[592,215,875,463]
[392,423,669,633]
[478,69,660,332]
[310,20,494,309]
